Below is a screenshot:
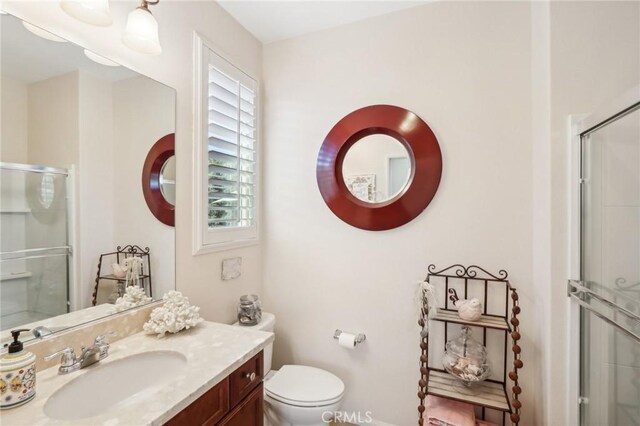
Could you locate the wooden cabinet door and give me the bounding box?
[165,378,229,426]
[229,351,263,407]
[217,383,263,426]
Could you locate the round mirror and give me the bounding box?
[159,156,176,206]
[317,105,442,231]
[341,135,412,203]
[142,133,175,227]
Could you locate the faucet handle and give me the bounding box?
[94,331,117,344]
[44,347,77,366]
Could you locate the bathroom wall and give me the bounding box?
[544,1,640,423]
[262,2,537,424]
[0,76,28,162]
[2,1,264,321]
[27,71,80,168]
[77,70,115,308]
[112,75,176,299]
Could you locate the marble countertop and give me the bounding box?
[1,304,117,346]
[0,321,274,425]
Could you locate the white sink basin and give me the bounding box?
[44,350,187,421]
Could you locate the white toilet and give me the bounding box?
[234,312,345,426]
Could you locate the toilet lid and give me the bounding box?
[265,365,345,407]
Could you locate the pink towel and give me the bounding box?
[425,395,475,426]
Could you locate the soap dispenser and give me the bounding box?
[0,329,36,409]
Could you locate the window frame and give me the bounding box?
[193,33,260,255]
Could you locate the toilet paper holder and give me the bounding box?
[333,329,366,345]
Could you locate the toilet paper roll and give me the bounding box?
[338,332,357,348]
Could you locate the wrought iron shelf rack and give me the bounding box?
[418,264,522,426]
[92,245,152,306]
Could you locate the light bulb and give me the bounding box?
[84,49,120,67]
[60,0,112,27]
[122,6,161,55]
[22,22,67,43]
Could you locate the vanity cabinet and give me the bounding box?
[165,351,264,426]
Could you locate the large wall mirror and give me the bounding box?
[0,14,176,346]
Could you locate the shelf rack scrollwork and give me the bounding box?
[418,263,522,426]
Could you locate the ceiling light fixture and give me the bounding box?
[122,0,161,55]
[84,49,120,67]
[22,21,67,43]
[60,0,113,27]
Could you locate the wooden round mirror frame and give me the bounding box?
[142,133,175,227]
[317,105,442,231]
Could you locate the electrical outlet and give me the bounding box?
[222,257,242,281]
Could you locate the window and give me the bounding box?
[194,35,259,253]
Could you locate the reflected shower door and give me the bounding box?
[579,105,640,425]
[0,164,70,330]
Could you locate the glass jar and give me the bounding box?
[442,326,491,392]
[237,294,262,326]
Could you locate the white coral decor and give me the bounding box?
[143,291,203,337]
[114,286,152,312]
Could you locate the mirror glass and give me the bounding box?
[0,14,176,345]
[341,135,412,203]
[159,156,176,206]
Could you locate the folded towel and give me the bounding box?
[425,395,475,426]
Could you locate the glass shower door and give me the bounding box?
[577,105,640,425]
[0,163,70,330]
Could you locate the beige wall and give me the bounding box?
[263,2,536,424]
[77,70,115,308]
[0,76,28,163]
[546,1,640,424]
[112,75,176,300]
[27,71,80,168]
[2,1,263,322]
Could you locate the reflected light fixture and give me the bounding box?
[123,0,162,55]
[60,0,112,27]
[22,22,67,43]
[84,49,120,67]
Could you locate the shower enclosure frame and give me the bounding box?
[0,161,76,323]
[567,86,640,426]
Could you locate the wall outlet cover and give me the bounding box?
[222,257,242,281]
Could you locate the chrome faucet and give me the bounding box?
[32,326,53,338]
[45,332,117,375]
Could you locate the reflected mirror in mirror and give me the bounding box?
[159,156,176,206]
[341,135,412,203]
[0,13,176,346]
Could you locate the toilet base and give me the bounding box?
[263,392,342,426]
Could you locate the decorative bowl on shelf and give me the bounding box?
[442,326,491,394]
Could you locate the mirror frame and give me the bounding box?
[142,133,175,226]
[317,105,442,230]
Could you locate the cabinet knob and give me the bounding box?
[245,372,256,381]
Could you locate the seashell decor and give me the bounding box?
[114,286,152,312]
[455,298,482,321]
[143,291,203,337]
[112,262,128,279]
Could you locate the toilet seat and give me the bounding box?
[264,365,345,408]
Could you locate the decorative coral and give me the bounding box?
[114,286,152,312]
[143,291,203,337]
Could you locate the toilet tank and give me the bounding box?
[233,312,275,374]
